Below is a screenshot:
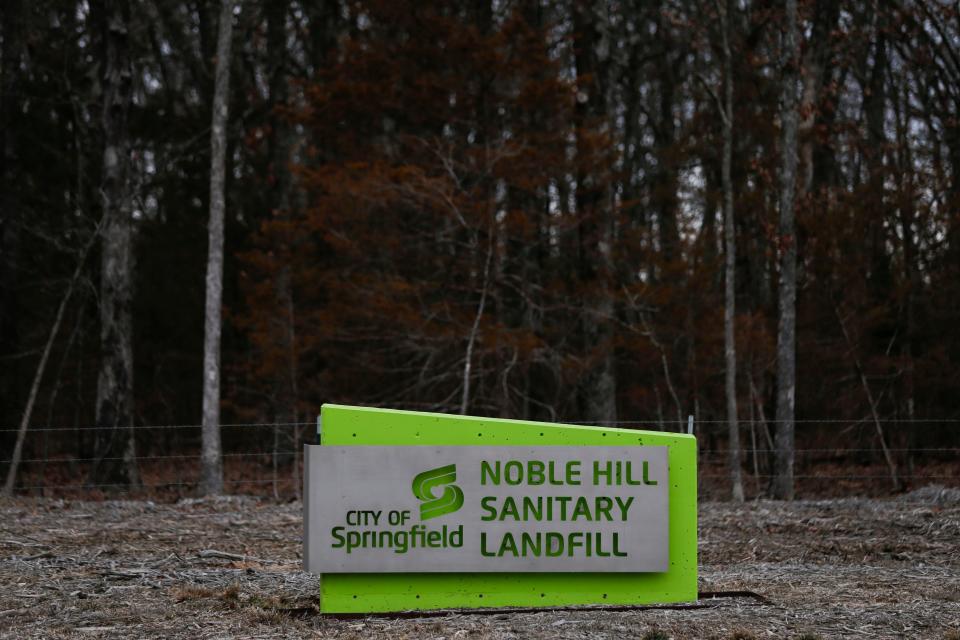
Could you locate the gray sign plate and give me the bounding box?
[304,445,668,573]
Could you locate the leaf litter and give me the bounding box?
[1,488,958,639]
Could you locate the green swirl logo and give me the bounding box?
[411,464,464,521]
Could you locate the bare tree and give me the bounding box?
[831,298,900,490]
[3,225,100,495]
[718,0,743,502]
[200,0,235,496]
[460,232,493,415]
[772,0,800,500]
[573,1,617,424]
[89,0,139,488]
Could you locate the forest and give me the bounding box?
[1,0,959,500]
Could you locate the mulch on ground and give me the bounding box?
[2,487,959,639]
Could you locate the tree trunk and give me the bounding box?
[572,1,617,424]
[3,225,100,495]
[0,0,22,442]
[654,2,680,266]
[461,233,493,415]
[772,0,800,500]
[306,0,341,74]
[200,0,235,496]
[894,78,919,474]
[89,0,139,489]
[267,0,300,487]
[720,0,743,502]
[267,0,291,210]
[864,9,892,304]
[832,299,900,490]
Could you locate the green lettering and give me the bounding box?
[480,460,499,485]
[571,496,593,521]
[615,496,634,521]
[593,460,612,485]
[567,532,584,556]
[548,461,563,485]
[522,496,543,521]
[392,530,408,554]
[499,496,520,521]
[521,532,541,556]
[643,460,658,485]
[346,531,361,553]
[480,532,495,557]
[595,496,613,521]
[528,460,545,485]
[480,496,498,521]
[504,461,523,485]
[545,532,564,557]
[595,532,611,557]
[498,532,519,557]
[613,532,627,557]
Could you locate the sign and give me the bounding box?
[304,446,668,573]
[304,404,697,613]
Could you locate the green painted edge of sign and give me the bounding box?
[316,403,697,613]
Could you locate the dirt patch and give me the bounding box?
[1,492,958,639]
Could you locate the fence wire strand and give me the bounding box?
[0,421,316,434]
[0,452,301,465]
[6,448,959,467]
[12,478,282,492]
[3,417,960,434]
[3,418,957,496]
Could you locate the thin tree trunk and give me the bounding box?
[638,309,684,428]
[287,290,301,499]
[894,79,919,475]
[719,0,743,502]
[749,371,775,453]
[0,0,23,483]
[460,234,493,415]
[3,228,99,494]
[832,301,901,490]
[200,0,235,496]
[864,8,891,304]
[272,422,279,500]
[90,0,139,489]
[0,0,20,353]
[772,0,800,500]
[653,1,680,265]
[40,302,87,489]
[572,0,617,424]
[748,380,760,497]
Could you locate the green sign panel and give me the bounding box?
[305,404,697,613]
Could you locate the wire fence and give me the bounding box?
[2,418,958,499]
[4,417,958,436]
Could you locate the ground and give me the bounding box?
[2,488,959,639]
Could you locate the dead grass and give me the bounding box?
[1,489,958,639]
[170,585,218,603]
